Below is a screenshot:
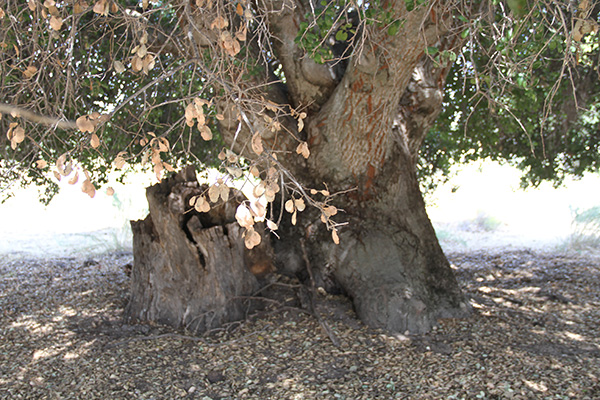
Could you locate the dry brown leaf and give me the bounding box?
[56,153,73,176]
[236,2,243,16]
[253,181,266,198]
[90,133,100,149]
[294,198,306,212]
[113,60,125,73]
[285,199,295,213]
[131,55,143,72]
[249,166,260,177]
[137,44,147,58]
[142,54,155,74]
[208,184,220,203]
[235,26,247,42]
[291,210,297,225]
[114,153,126,169]
[200,125,212,141]
[194,196,210,213]
[36,160,47,169]
[106,186,115,196]
[332,229,340,244]
[49,15,62,30]
[211,15,228,30]
[235,204,254,229]
[323,205,337,217]
[28,0,36,11]
[68,170,79,185]
[92,0,107,15]
[296,142,310,159]
[23,65,38,79]
[76,116,95,133]
[244,227,261,249]
[251,132,263,155]
[0,8,4,19]
[81,179,96,198]
[53,170,61,181]
[266,219,278,231]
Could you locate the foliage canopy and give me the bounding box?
[1,0,599,206]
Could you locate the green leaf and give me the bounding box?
[404,0,415,12]
[426,46,439,55]
[335,30,348,41]
[388,21,401,36]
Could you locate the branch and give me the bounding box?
[0,104,77,130]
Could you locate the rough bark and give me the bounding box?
[128,1,471,335]
[125,167,272,333]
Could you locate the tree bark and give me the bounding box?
[125,167,272,333]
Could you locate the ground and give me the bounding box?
[1,247,599,400]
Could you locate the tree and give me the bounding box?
[1,0,598,334]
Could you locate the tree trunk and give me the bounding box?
[125,167,272,333]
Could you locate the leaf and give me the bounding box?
[294,198,305,212]
[49,15,62,30]
[208,184,220,203]
[113,60,125,73]
[90,133,100,148]
[226,166,242,178]
[216,113,224,121]
[136,43,147,58]
[8,125,25,149]
[285,199,295,213]
[244,227,261,249]
[236,2,243,16]
[114,153,126,169]
[23,65,38,79]
[29,0,36,11]
[249,165,260,177]
[81,179,96,198]
[426,46,438,55]
[218,184,229,202]
[68,170,79,185]
[92,0,107,15]
[236,204,254,229]
[56,153,72,176]
[235,26,247,42]
[142,54,155,74]
[76,115,95,133]
[297,117,305,132]
[251,132,263,155]
[194,196,210,212]
[200,125,213,141]
[36,160,47,169]
[291,210,297,226]
[335,30,348,42]
[387,20,401,36]
[131,55,143,72]
[332,229,340,244]
[106,187,115,196]
[253,181,266,197]
[323,205,337,216]
[210,15,228,30]
[296,142,310,159]
[266,219,278,231]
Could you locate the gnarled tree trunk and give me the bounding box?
[125,167,272,333]
[126,0,471,334]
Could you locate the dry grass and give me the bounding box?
[1,249,599,399]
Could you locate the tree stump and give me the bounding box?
[124,167,272,333]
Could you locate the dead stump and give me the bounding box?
[124,167,272,333]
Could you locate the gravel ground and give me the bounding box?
[1,247,599,400]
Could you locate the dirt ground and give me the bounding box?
[1,248,599,400]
